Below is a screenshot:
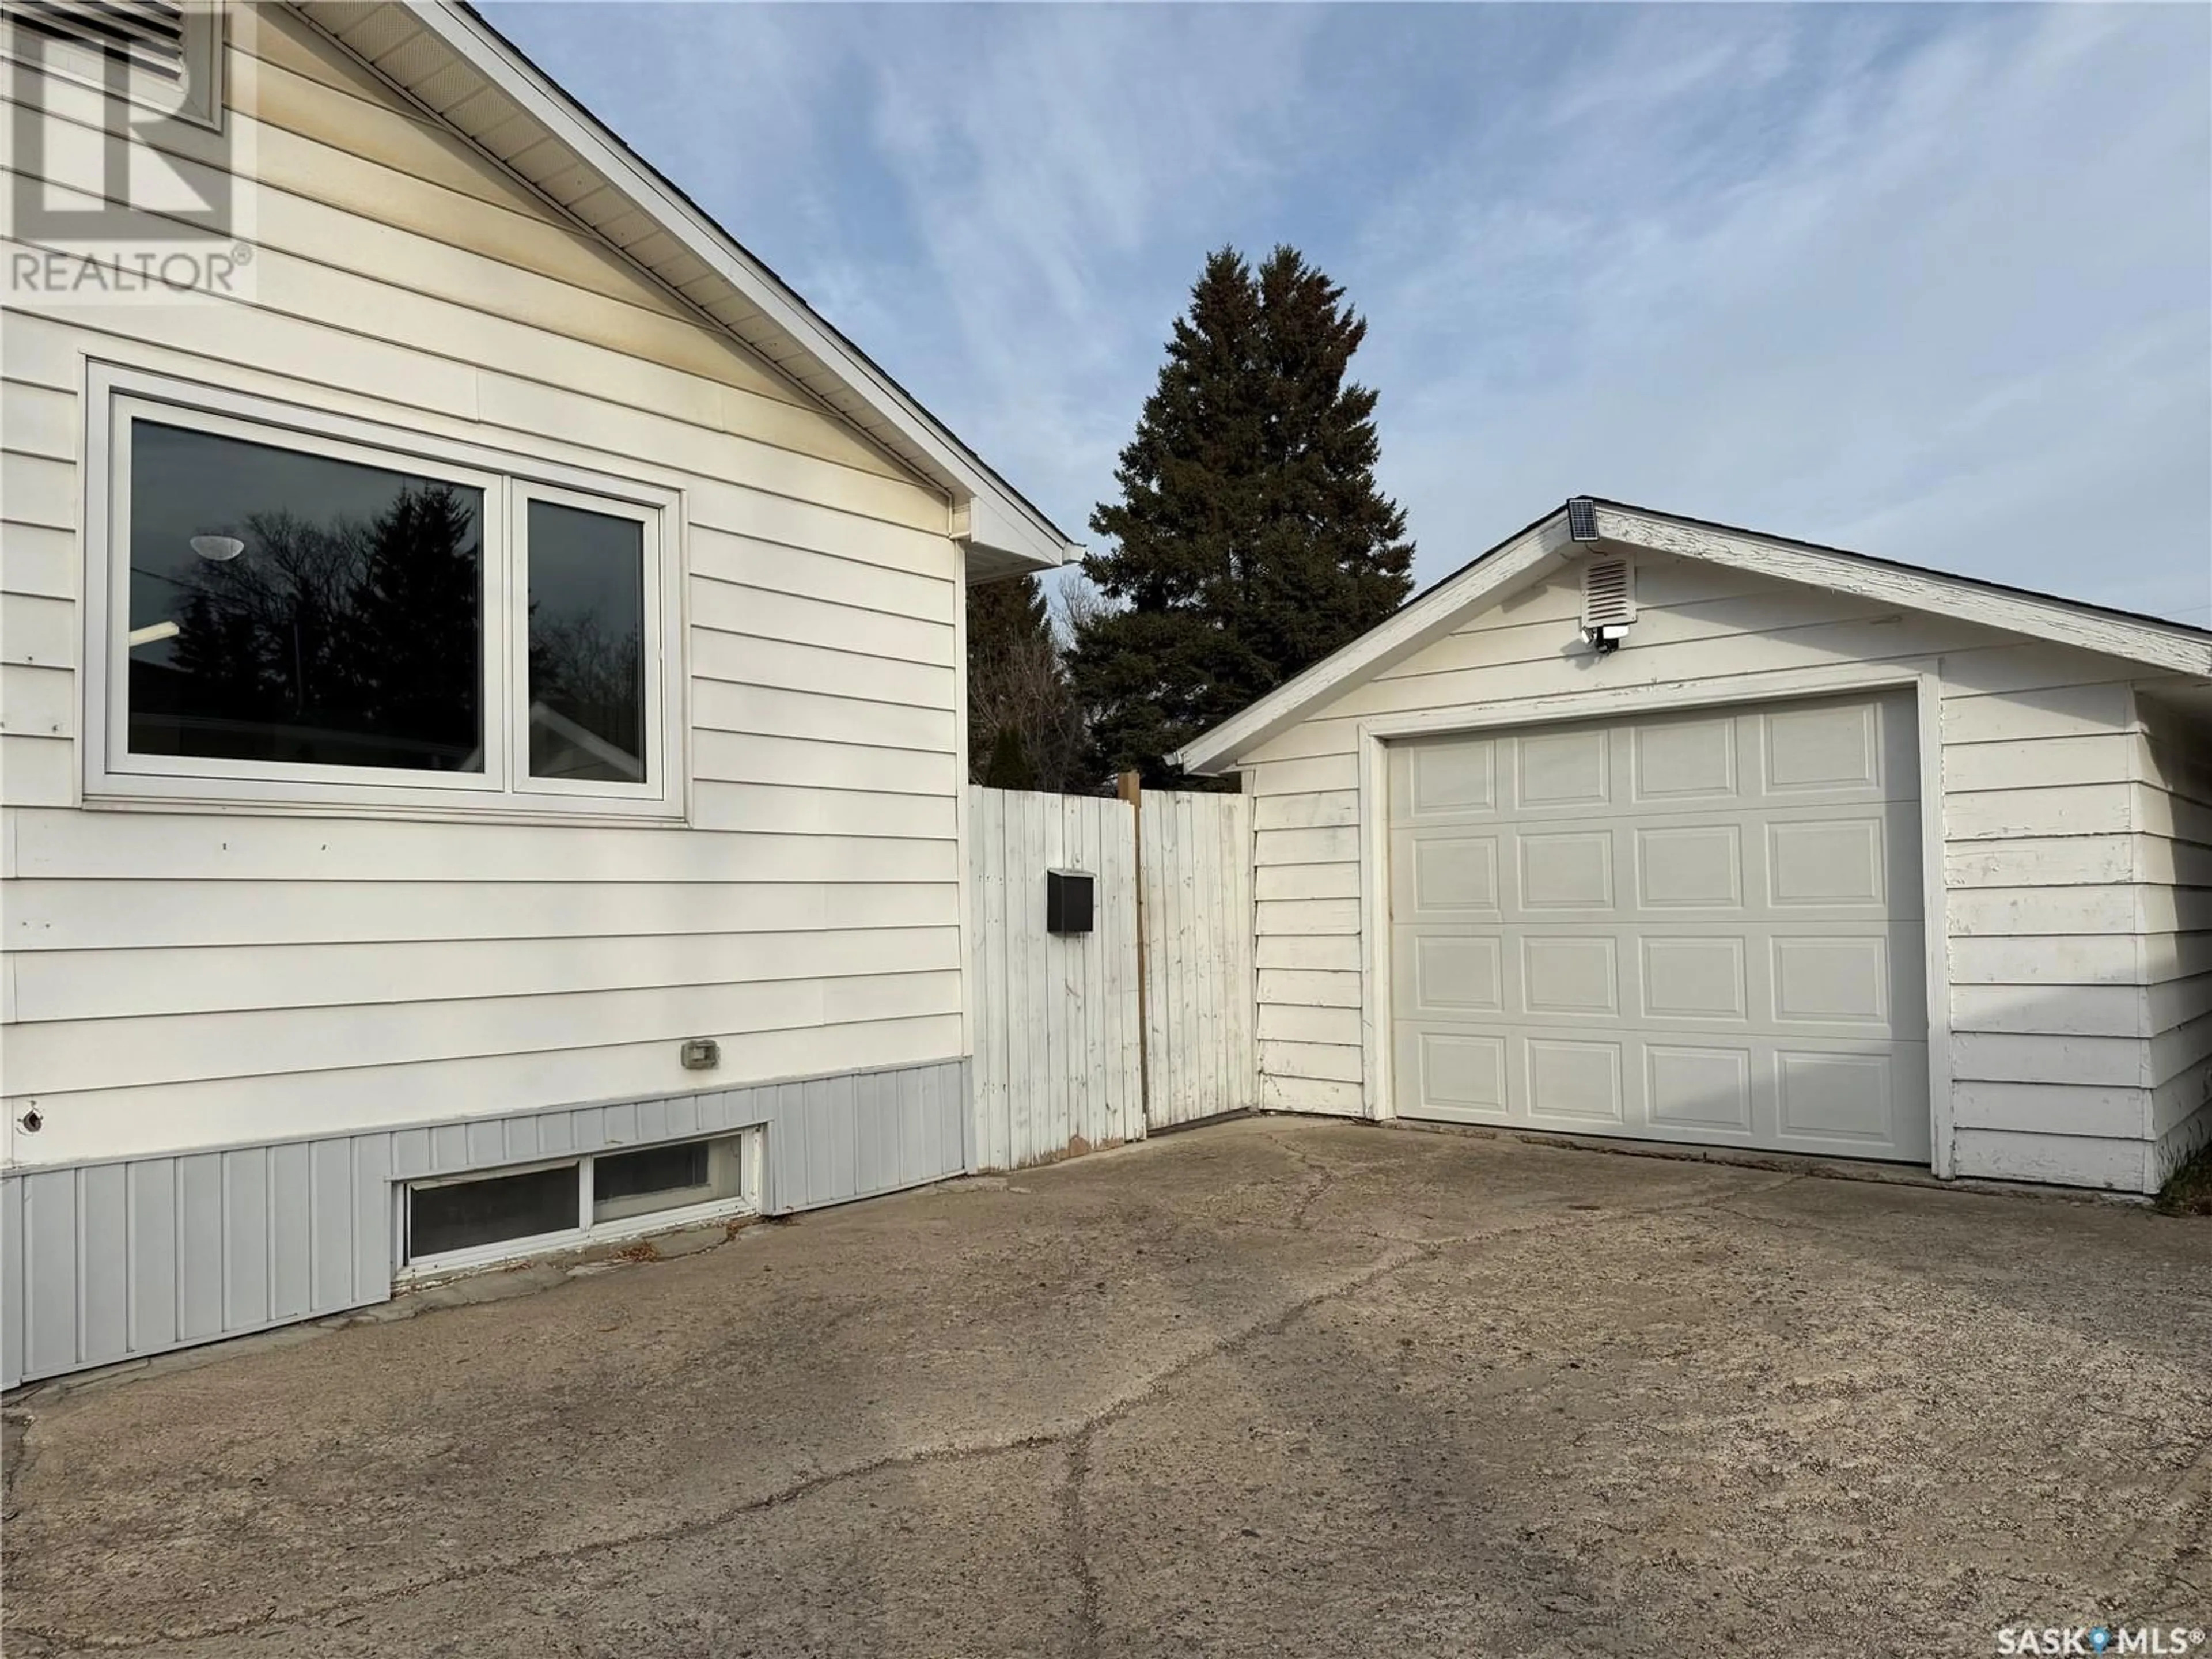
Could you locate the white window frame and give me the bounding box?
[84,363,688,823]
[510,480,665,805]
[396,1131,763,1282]
[0,0,224,128]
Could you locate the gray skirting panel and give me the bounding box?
[1,1056,971,1390]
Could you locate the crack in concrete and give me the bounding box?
[4,1242,1426,1654]
[1710,1185,2212,1619]
[1062,1425,1104,1659]
[1263,1129,1339,1232]
[2109,1435,2212,1613]
[5,1433,1069,1654]
[1,1409,32,1531]
[0,1149,1836,1655]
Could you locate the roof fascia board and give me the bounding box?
[954,494,1067,574]
[1598,505,2212,677]
[400,2,1077,568]
[1172,510,1576,774]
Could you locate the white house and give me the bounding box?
[1173,499,2212,1196]
[5,8,2205,1399]
[0,0,1077,1386]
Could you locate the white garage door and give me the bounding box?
[1388,692,1930,1162]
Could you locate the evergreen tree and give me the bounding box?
[1070,244,1414,784]
[966,574,1086,791]
[344,484,485,771]
[164,510,361,756]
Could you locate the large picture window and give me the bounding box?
[89,370,682,818]
[127,422,490,774]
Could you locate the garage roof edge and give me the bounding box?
[1171,498,2212,775]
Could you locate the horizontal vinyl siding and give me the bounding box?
[5,877,956,950]
[1,522,73,601]
[5,26,920,491]
[0,7,971,1170]
[1239,551,2181,1185]
[1936,679,2210,1190]
[2,590,74,669]
[11,812,960,884]
[7,971,962,1097]
[12,929,963,1022]
[14,1015,966,1171]
[1244,761,1368,1109]
[2138,697,2212,1183]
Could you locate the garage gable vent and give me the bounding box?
[1580,556,1635,630]
[3,1,187,81]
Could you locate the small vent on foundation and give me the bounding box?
[1581,556,1635,629]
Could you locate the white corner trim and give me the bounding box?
[1597,505,2212,679]
[377,3,1078,571]
[1173,512,1577,775]
[1356,726,1391,1120]
[1350,658,1953,1167]
[1914,674,1956,1179]
[952,554,976,1090]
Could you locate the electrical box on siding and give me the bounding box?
[1046,869,1094,935]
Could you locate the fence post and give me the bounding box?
[1118,770,1150,1126]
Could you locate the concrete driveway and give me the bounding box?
[5,1119,2209,1657]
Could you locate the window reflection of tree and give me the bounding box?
[528,606,643,779]
[139,484,484,770]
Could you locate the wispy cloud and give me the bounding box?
[1343,4,2210,613]
[852,5,1331,540]
[487,2,2209,620]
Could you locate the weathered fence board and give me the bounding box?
[969,783,1256,1164]
[968,788,1143,1168]
[1141,789,1257,1130]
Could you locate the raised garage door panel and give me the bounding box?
[1388,693,1930,1161]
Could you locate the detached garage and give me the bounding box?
[1385,692,1932,1162]
[1173,499,2212,1194]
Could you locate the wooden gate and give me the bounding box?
[967,788,1143,1169]
[967,785,1257,1165]
[1137,788,1257,1130]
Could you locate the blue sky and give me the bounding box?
[486,2,2212,623]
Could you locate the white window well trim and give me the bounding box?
[82,362,690,823]
[396,1132,764,1282]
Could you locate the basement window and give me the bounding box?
[403,1132,760,1277]
[593,1137,745,1225]
[411,1163,579,1261]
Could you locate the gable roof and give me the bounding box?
[1172,497,2212,775]
[293,1,1079,577]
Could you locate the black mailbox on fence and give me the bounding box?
[1046,868,1094,935]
